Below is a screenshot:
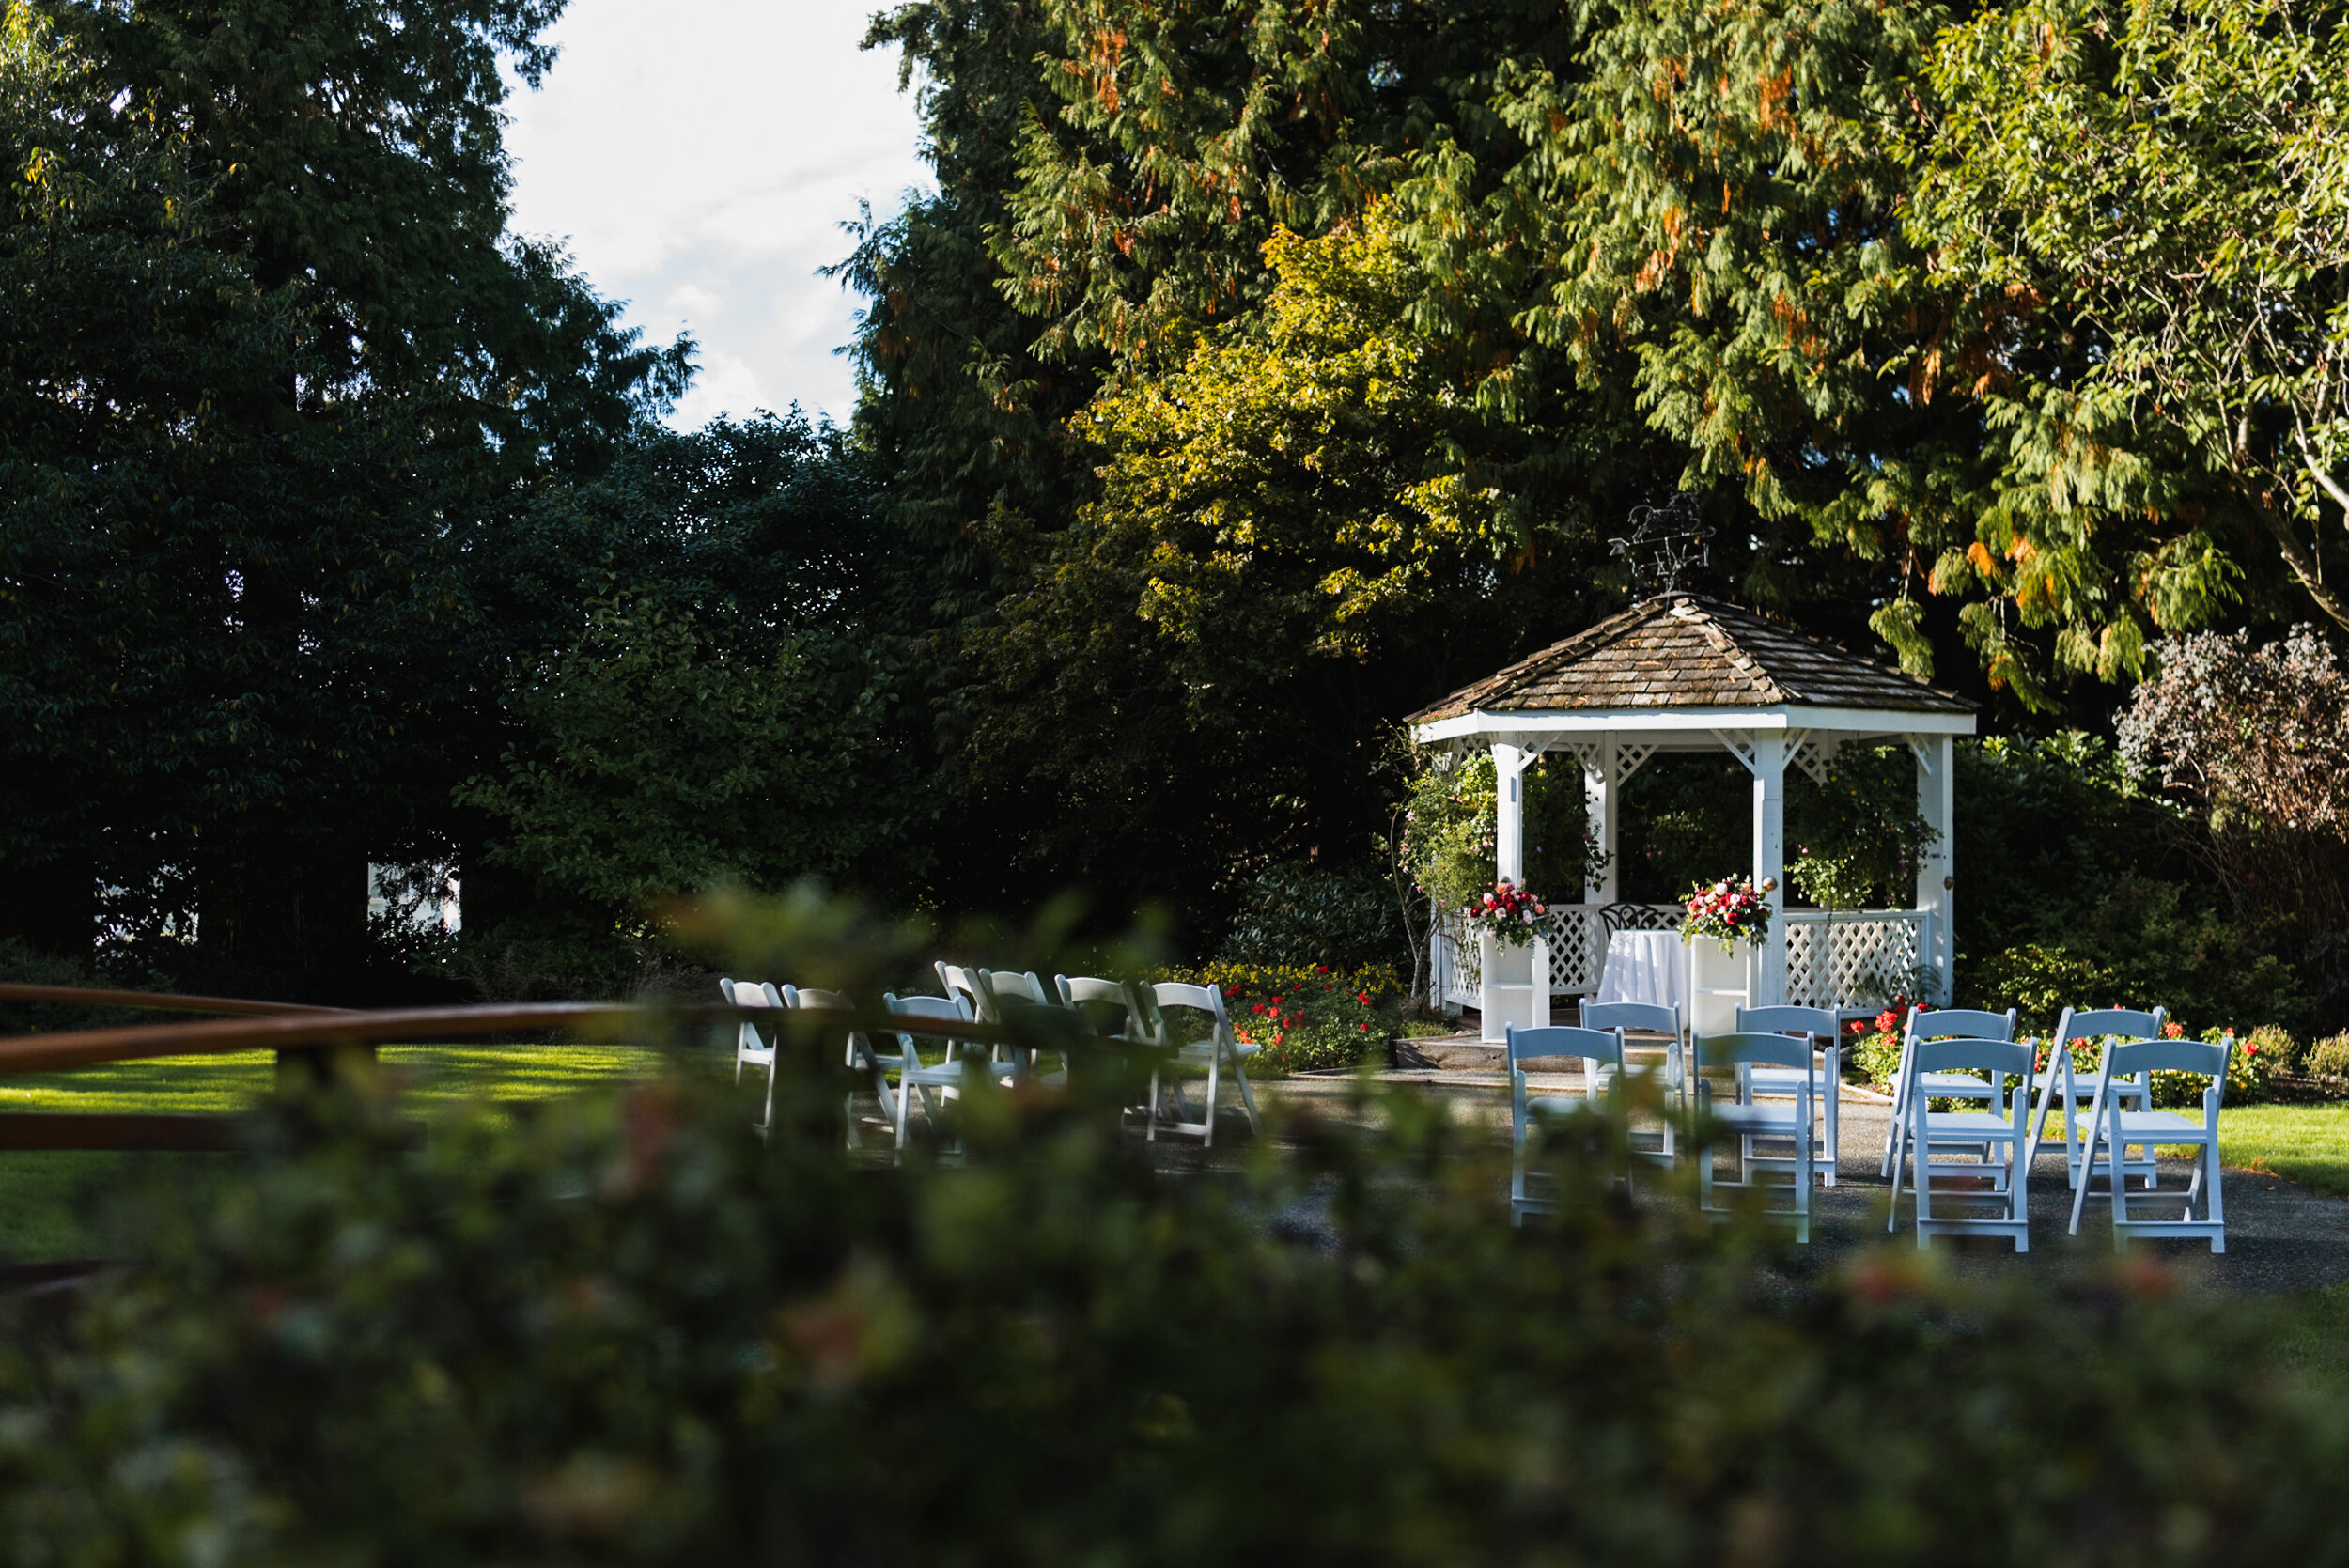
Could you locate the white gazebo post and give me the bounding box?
[1481,742,1549,1042]
[1914,733,1954,1001]
[1750,734,1787,1007]
[1582,737,1620,904]
[1492,742,1532,884]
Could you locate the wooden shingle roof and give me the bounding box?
[1410,595,1973,722]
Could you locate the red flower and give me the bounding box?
[2162,1022,2185,1038]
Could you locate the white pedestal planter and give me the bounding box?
[1686,938,1752,1038]
[1479,931,1551,1043]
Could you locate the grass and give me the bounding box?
[0,1043,664,1261]
[2218,1102,2349,1197]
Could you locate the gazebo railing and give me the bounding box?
[1782,909,1934,1011]
[1431,904,1937,1013]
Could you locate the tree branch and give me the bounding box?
[2249,492,2349,631]
[2294,425,2349,520]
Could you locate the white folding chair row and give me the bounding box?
[2068,1036,2231,1252]
[2023,1005,2164,1191]
[1735,1003,1842,1187]
[1690,1032,1815,1243]
[1879,1007,2018,1183]
[1888,1035,2034,1250]
[1505,1022,1633,1223]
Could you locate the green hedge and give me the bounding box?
[0,1038,2339,1563]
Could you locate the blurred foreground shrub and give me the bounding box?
[0,1032,2337,1564]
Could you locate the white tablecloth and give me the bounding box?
[1594,930,1687,1017]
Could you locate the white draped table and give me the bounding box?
[1593,930,1688,1019]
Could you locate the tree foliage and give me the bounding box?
[1914,0,2349,631]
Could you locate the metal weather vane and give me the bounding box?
[1609,491,1714,598]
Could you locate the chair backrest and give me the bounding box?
[885,992,971,1023]
[1737,1004,1838,1041]
[1152,980,1236,1036]
[1057,974,1132,1007]
[1150,980,1219,1016]
[1580,1001,1681,1038]
[1505,1023,1622,1073]
[1056,974,1142,1035]
[720,977,781,1054]
[981,969,1051,1009]
[2053,1006,2165,1048]
[1906,1006,2015,1043]
[786,986,852,1011]
[1690,1032,1812,1074]
[2103,1038,2230,1082]
[1601,902,1676,933]
[936,962,991,1021]
[1911,1037,2034,1079]
[721,977,784,1008]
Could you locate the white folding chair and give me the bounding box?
[1146,982,1262,1145]
[720,977,786,1131]
[1059,974,1171,1135]
[979,969,1075,1088]
[719,976,783,1082]
[2068,1036,2231,1252]
[870,992,981,1155]
[1690,1032,1815,1243]
[936,962,991,1020]
[1890,1036,2034,1251]
[1735,1003,1842,1187]
[1506,1022,1630,1223]
[1577,1000,1683,1163]
[783,984,869,1145]
[2023,1005,2164,1191]
[1880,1007,2017,1181]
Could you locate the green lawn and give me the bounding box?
[2217,1103,2349,1197]
[0,1043,666,1261]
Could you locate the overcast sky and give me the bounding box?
[504,0,933,429]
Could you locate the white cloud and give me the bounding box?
[504,0,933,426]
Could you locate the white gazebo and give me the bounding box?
[1409,594,1976,1024]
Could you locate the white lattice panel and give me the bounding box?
[1782,912,1928,1008]
[1431,910,1480,1008]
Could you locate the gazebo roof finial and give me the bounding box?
[1610,491,1713,598]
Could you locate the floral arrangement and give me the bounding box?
[1679,877,1774,951]
[1461,880,1548,948]
[1159,962,1402,1076]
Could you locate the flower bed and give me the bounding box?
[1845,1008,2274,1104]
[1162,961,1403,1075]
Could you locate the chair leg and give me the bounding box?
[1146,1068,1160,1141]
[1912,1109,1934,1250]
[1795,1089,1812,1244]
[1232,1056,1261,1132]
[1202,1055,1221,1148]
[2107,1108,2130,1253]
[2205,1139,2226,1253]
[1821,1065,1839,1188]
